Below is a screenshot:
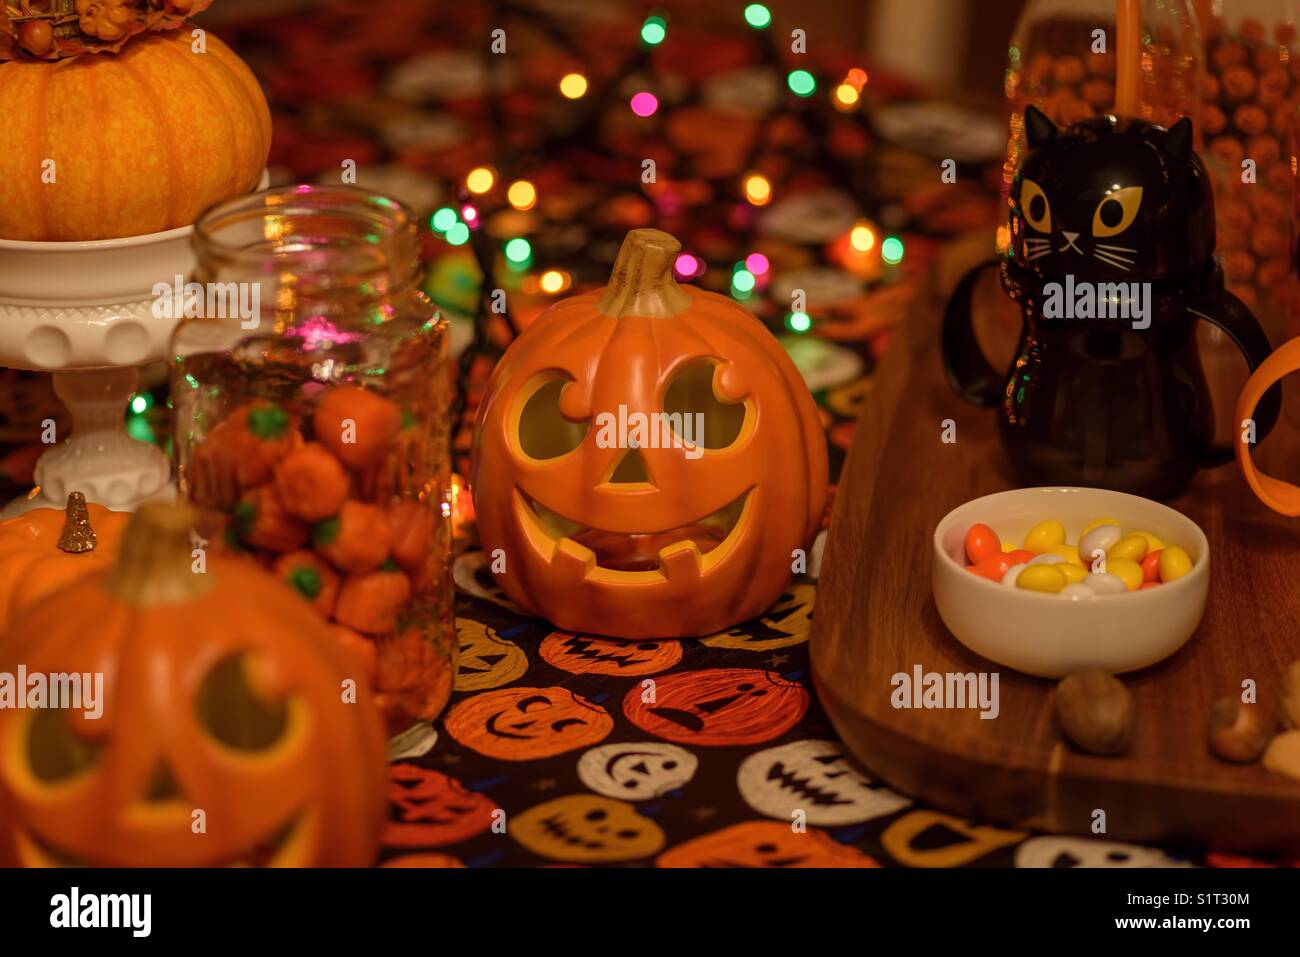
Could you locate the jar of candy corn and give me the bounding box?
[1003,0,1203,217]
[1196,1,1298,349]
[171,185,455,734]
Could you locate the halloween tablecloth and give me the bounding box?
[0,0,1270,869]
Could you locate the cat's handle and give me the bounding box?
[1192,288,1281,468]
[1236,336,1300,514]
[941,258,1011,406]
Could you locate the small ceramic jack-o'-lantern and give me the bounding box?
[0,503,387,867]
[0,492,128,632]
[471,228,827,638]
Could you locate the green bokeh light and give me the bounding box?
[787,69,816,97]
[445,222,470,245]
[431,207,458,232]
[505,238,532,263]
[788,311,812,333]
[882,235,905,265]
[744,4,772,29]
[641,16,667,45]
[732,269,756,293]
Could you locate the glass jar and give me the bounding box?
[1196,1,1298,347]
[1003,0,1203,217]
[171,185,455,735]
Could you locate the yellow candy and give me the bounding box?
[1082,517,1120,535]
[1058,562,1087,584]
[1050,544,1082,565]
[1015,564,1067,593]
[1107,534,1149,563]
[1159,546,1193,582]
[1023,520,1066,555]
[1001,542,1017,554]
[1107,557,1143,591]
[1133,530,1164,552]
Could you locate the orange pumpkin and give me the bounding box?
[470,229,827,638]
[621,667,809,746]
[656,821,880,868]
[0,492,128,631]
[0,29,271,241]
[0,503,387,867]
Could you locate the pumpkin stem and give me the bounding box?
[598,228,693,319]
[57,491,97,554]
[106,503,213,607]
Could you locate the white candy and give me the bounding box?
[1028,553,1065,565]
[1060,583,1096,600]
[1083,572,1127,595]
[1002,563,1028,587]
[1079,525,1122,567]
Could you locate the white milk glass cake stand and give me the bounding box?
[0,174,270,517]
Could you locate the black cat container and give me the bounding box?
[943,107,1282,500]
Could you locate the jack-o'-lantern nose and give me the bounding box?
[608,448,652,485]
[143,760,183,803]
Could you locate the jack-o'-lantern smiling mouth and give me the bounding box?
[514,488,753,580]
[16,813,307,868]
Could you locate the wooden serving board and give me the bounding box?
[810,253,1300,856]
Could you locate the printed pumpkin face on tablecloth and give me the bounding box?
[539,632,682,676]
[454,620,529,692]
[0,504,387,867]
[444,686,613,760]
[656,821,880,868]
[471,229,827,639]
[623,668,808,746]
[512,794,666,863]
[699,582,815,651]
[384,764,497,848]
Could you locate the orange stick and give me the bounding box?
[1115,0,1141,116]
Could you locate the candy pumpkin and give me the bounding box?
[0,503,387,867]
[0,492,128,633]
[0,29,271,241]
[471,228,827,638]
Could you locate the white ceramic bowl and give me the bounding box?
[932,487,1210,678]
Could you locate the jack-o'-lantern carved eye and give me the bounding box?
[518,376,589,460]
[196,655,289,752]
[27,708,103,783]
[662,360,747,450]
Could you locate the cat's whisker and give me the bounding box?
[1093,251,1132,271]
[1095,243,1138,254]
[1025,248,1053,261]
[1094,250,1135,265]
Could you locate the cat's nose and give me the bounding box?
[1062,231,1080,242]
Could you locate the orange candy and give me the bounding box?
[335,567,413,635]
[1141,550,1162,583]
[274,443,350,522]
[314,501,394,573]
[313,385,403,470]
[274,550,340,618]
[968,552,1014,582]
[964,523,1001,564]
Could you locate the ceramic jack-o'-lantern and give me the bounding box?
[471,228,827,638]
[0,491,128,631]
[0,503,387,867]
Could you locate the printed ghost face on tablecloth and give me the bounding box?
[736,739,910,826]
[444,686,613,760]
[1014,837,1193,869]
[512,794,666,863]
[656,821,880,868]
[577,742,698,800]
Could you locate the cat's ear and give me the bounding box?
[1165,117,1193,161]
[1024,106,1058,148]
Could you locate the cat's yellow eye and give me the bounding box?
[1019,179,1051,233]
[1092,186,1143,238]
